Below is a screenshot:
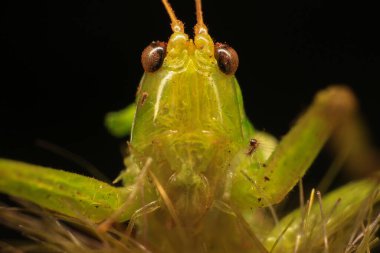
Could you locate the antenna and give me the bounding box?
[194,0,208,34]
[161,0,184,32]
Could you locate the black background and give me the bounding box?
[1,0,380,243]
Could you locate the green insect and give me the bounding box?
[1,0,379,252]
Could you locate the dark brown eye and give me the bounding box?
[141,41,167,72]
[214,42,239,75]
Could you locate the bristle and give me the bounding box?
[316,191,329,253]
[97,158,152,233]
[35,139,110,184]
[304,188,315,232]
[269,218,294,253]
[148,170,187,243]
[0,200,150,253]
[346,211,380,252]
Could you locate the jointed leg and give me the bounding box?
[228,86,374,208]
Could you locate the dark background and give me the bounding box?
[0,0,379,244]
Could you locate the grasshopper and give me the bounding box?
[0,0,379,252]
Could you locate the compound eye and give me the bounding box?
[141,41,167,72]
[214,43,239,75]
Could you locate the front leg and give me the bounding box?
[228,86,370,208]
[0,159,133,222]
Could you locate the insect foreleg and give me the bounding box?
[228,86,368,208]
[0,159,129,222]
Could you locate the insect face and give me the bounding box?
[130,0,245,222]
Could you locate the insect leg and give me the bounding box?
[229,86,377,208]
[0,159,131,222]
[265,177,380,252]
[105,103,136,137]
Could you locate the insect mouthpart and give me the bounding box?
[166,164,212,222]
